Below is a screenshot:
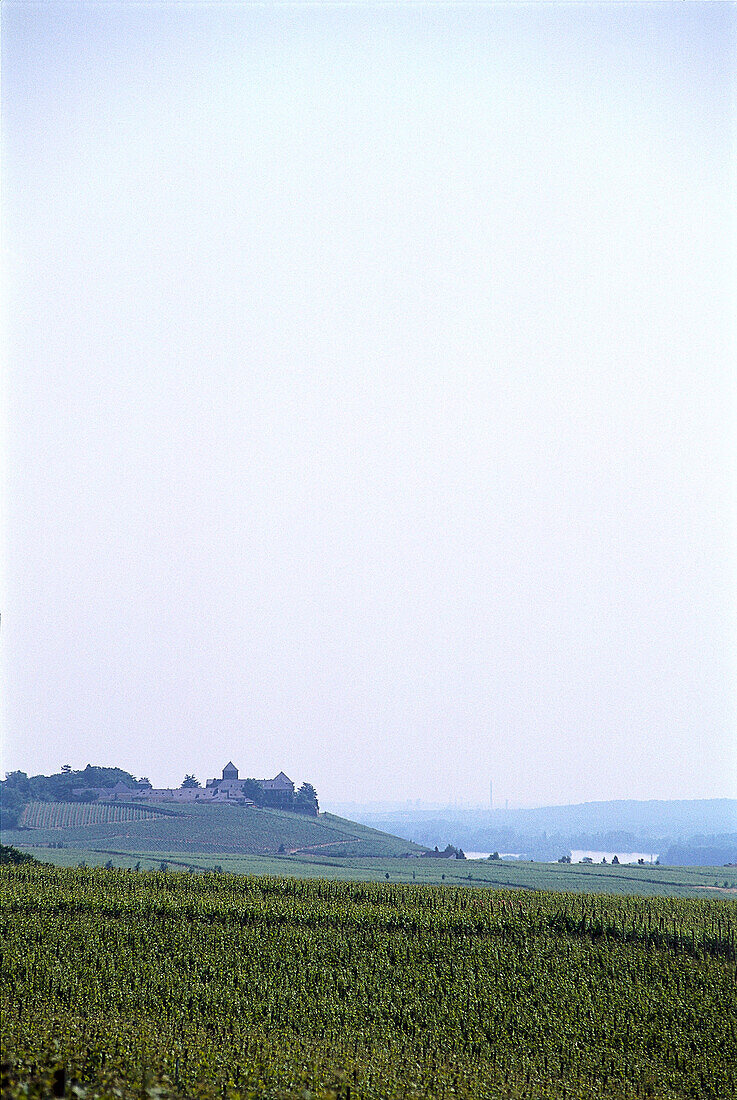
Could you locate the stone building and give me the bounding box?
[81,761,295,808]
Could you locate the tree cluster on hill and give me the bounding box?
[1,766,138,829]
[294,783,319,816]
[239,778,319,815]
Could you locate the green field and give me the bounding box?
[2,803,424,858]
[2,864,735,1099]
[7,800,737,899]
[16,843,737,898]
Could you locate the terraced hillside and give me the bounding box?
[2,802,425,858]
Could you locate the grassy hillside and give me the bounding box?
[2,865,735,1099]
[2,802,424,858]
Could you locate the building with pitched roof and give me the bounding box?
[256,771,295,807]
[204,764,296,807]
[80,762,298,809]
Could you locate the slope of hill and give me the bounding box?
[1,802,425,858]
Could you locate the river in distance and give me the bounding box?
[465,850,659,864]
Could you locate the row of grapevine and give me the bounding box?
[2,865,735,1099]
[19,801,160,829]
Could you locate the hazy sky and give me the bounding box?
[2,2,735,807]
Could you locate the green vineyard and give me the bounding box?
[1,865,735,1099]
[3,803,424,859]
[19,801,163,829]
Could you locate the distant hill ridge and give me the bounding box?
[344,798,737,834]
[343,798,737,866]
[0,762,319,828]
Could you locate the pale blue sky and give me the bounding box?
[2,2,735,805]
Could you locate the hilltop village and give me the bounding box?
[0,763,320,823]
[69,763,319,815]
